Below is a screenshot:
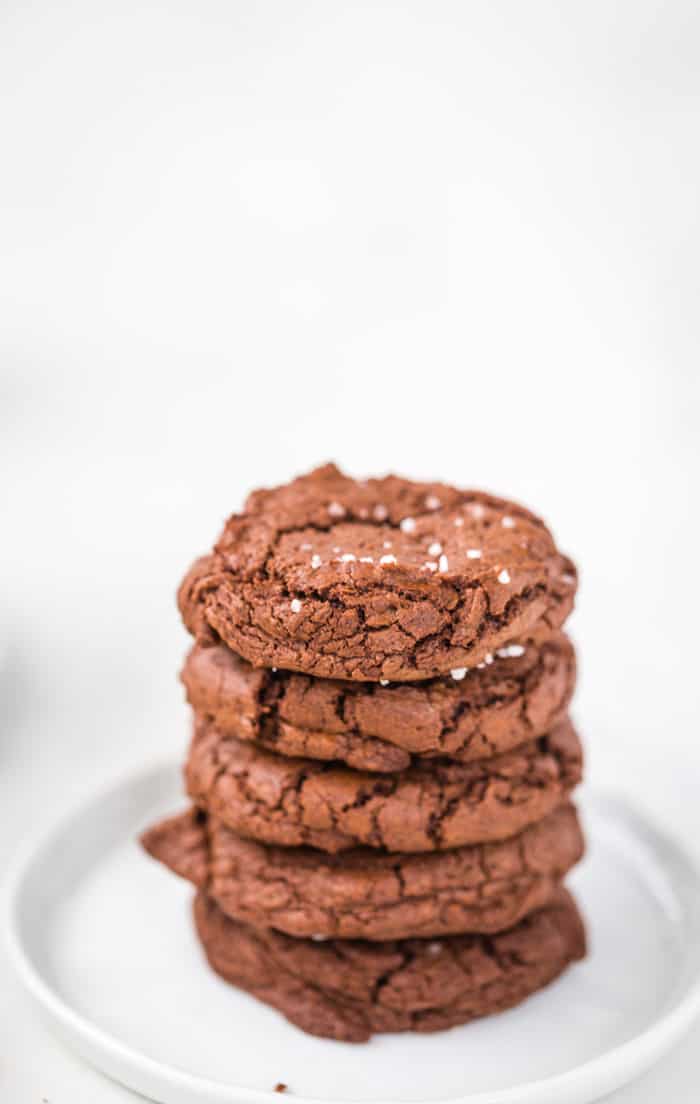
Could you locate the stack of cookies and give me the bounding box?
[142,464,586,1042]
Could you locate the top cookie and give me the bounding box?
[179,464,577,682]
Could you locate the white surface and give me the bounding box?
[8,766,700,1104]
[1,1,700,1101]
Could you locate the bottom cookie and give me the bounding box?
[194,888,586,1043]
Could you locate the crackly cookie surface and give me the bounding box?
[181,631,576,772]
[178,464,577,682]
[193,889,586,1042]
[142,803,584,941]
[184,715,582,853]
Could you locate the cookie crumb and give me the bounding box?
[274,1083,288,1093]
[373,504,388,520]
[425,494,441,510]
[328,501,346,518]
[428,541,442,556]
[400,517,416,533]
[498,568,511,584]
[379,554,397,565]
[450,667,468,680]
[290,599,302,613]
[438,554,449,573]
[466,548,482,559]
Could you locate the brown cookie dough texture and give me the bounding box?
[142,803,584,941]
[181,631,576,772]
[193,888,586,1042]
[184,716,582,853]
[178,464,577,682]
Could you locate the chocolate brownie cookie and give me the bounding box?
[185,716,582,853]
[178,464,577,682]
[142,803,584,941]
[193,888,586,1042]
[182,631,576,772]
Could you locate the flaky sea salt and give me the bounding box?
[379,679,390,686]
[425,494,441,510]
[450,667,467,680]
[290,599,302,613]
[340,553,356,563]
[373,504,388,521]
[400,517,416,533]
[379,554,396,565]
[496,644,526,658]
[327,501,345,518]
[469,502,485,519]
[310,554,322,569]
[438,553,449,573]
[359,556,374,564]
[502,516,515,529]
[466,549,482,559]
[498,568,511,584]
[428,541,442,556]
[422,561,438,572]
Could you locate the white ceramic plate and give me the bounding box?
[6,764,700,1104]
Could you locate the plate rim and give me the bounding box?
[5,760,700,1104]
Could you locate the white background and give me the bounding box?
[1,1,699,1100]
